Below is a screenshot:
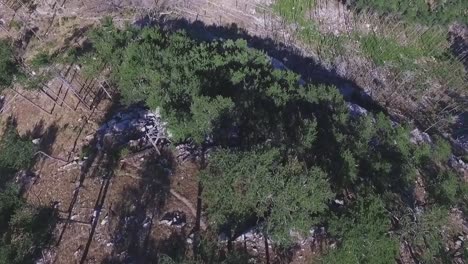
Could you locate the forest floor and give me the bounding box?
[0,0,466,263]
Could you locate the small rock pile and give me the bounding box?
[232,227,273,255]
[347,102,368,117]
[410,128,432,145]
[450,156,468,180]
[95,106,168,151]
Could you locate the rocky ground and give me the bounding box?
[0,0,466,263]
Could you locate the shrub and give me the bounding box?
[0,41,20,90]
[201,147,332,245]
[322,195,398,263]
[0,122,36,171]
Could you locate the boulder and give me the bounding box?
[334,199,344,205]
[347,103,368,117]
[410,128,432,145]
[159,211,186,227]
[449,155,468,181]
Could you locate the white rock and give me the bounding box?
[159,220,171,226]
[113,122,128,132]
[410,129,432,145]
[334,199,345,205]
[347,103,368,117]
[101,216,108,225]
[32,138,41,145]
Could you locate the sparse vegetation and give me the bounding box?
[354,0,468,25]
[0,121,55,264]
[29,51,52,70]
[272,0,467,132]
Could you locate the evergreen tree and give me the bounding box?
[0,40,20,91]
[201,147,332,245]
[322,195,398,264]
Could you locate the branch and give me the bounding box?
[35,151,70,164]
[170,189,207,230]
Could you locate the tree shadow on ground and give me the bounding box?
[0,116,58,264]
[101,148,174,263]
[449,25,468,71]
[55,100,120,248]
[24,119,59,171]
[78,150,120,264]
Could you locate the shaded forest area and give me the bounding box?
[0,118,57,264]
[63,20,466,262]
[0,0,467,263]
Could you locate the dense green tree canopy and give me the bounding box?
[322,195,398,263]
[201,147,332,244]
[78,21,466,261]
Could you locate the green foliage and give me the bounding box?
[272,0,314,23]
[201,147,332,245]
[0,206,56,264]
[322,195,398,263]
[416,136,463,206]
[272,0,345,60]
[80,22,465,261]
[0,122,36,171]
[180,96,234,143]
[29,52,52,70]
[18,72,52,91]
[0,41,20,91]
[400,206,455,262]
[358,29,464,83]
[85,24,324,146]
[8,21,22,31]
[273,0,466,98]
[0,41,48,91]
[431,136,452,163]
[354,0,468,25]
[460,183,468,213]
[359,33,421,68]
[0,122,55,264]
[0,184,22,233]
